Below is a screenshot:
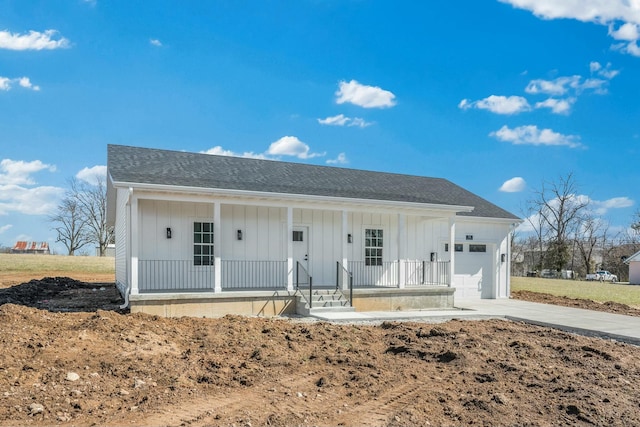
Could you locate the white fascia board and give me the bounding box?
[455,215,523,226]
[111,180,475,215]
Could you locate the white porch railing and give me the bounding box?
[138,260,214,292]
[221,260,287,290]
[137,259,449,292]
[138,260,288,292]
[404,260,450,287]
[350,261,399,288]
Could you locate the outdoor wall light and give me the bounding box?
[501,253,506,263]
[237,230,243,241]
[347,234,352,243]
[166,227,172,239]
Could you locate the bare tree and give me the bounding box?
[527,173,589,272]
[71,177,114,257]
[49,196,92,256]
[575,215,606,275]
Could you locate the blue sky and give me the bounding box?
[1,0,639,254]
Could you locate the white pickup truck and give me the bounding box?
[585,270,618,282]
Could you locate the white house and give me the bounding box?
[625,250,640,285]
[106,144,521,317]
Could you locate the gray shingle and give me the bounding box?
[107,144,519,220]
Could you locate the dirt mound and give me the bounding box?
[1,279,640,426]
[1,301,640,425]
[0,277,125,313]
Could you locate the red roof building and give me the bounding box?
[11,241,50,255]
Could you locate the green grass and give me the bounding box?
[0,253,115,274]
[512,276,640,308]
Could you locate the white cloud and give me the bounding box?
[18,77,40,91]
[499,177,526,193]
[591,62,620,79]
[0,76,41,91]
[0,159,56,185]
[499,0,640,57]
[591,196,634,215]
[267,136,325,159]
[318,114,349,126]
[458,95,531,114]
[150,38,162,47]
[335,80,396,108]
[318,114,373,128]
[0,224,12,234]
[0,159,62,216]
[201,146,266,159]
[349,117,373,128]
[490,125,582,148]
[525,76,582,95]
[0,29,70,51]
[534,97,575,115]
[76,165,107,186]
[326,153,348,165]
[0,184,64,216]
[609,22,640,41]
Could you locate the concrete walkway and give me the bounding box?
[309,298,640,346]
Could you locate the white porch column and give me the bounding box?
[130,195,139,295]
[397,214,406,289]
[449,216,456,288]
[286,206,294,291]
[341,210,349,290]
[214,201,222,293]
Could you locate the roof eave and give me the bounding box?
[111,180,476,214]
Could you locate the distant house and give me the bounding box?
[11,241,50,255]
[625,250,640,285]
[107,144,521,318]
[95,244,116,257]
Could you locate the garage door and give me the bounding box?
[454,243,494,299]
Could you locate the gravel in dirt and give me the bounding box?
[1,278,640,427]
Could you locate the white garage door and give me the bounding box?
[454,243,494,299]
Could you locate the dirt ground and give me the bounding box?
[1,278,640,427]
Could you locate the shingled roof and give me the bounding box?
[107,144,519,220]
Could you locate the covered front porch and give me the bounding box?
[120,192,465,317]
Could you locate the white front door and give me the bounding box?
[292,226,309,283]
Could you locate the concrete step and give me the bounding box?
[295,289,354,316]
[308,306,356,314]
[311,299,349,308]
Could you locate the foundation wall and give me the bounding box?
[129,287,456,318]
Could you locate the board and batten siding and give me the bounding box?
[138,200,213,261]
[222,205,286,261]
[114,187,129,292]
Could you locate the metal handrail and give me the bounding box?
[336,261,353,307]
[295,261,313,309]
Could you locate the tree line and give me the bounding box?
[49,178,114,256]
[512,173,639,281]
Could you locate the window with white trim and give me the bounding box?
[194,222,214,266]
[365,228,383,266]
